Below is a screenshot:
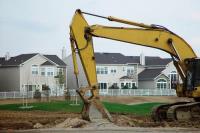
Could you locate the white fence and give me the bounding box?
[100,89,176,96]
[0,90,64,99]
[0,89,176,99]
[69,89,177,97]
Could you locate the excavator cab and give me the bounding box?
[186,58,200,91]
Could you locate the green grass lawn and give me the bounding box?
[0,101,164,116]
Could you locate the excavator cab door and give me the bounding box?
[186,59,200,90]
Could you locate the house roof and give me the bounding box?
[138,68,165,81]
[95,53,126,64]
[41,61,55,66]
[0,53,37,66]
[0,53,66,67]
[145,57,171,66]
[95,52,171,66]
[120,76,133,79]
[44,55,66,66]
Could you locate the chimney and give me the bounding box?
[62,46,66,60]
[5,52,10,61]
[140,52,145,65]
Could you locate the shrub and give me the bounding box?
[34,89,41,101]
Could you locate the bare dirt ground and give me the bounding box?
[0,96,192,105]
[0,96,199,130]
[100,96,193,105]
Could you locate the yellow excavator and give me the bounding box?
[69,9,200,122]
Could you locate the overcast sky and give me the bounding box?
[0,0,200,58]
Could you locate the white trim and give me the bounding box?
[39,54,58,66]
[20,53,60,67]
[156,78,167,89]
[154,73,169,80]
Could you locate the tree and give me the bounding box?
[54,73,65,96]
[42,84,50,102]
[34,89,41,102]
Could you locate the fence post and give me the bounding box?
[4,92,6,99]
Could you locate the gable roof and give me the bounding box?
[0,53,66,67]
[44,55,66,66]
[0,53,37,66]
[41,61,55,66]
[120,76,133,79]
[95,52,172,66]
[138,68,165,81]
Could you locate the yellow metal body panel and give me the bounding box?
[70,9,200,100]
[70,37,79,75]
[70,11,97,88]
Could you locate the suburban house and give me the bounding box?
[64,52,178,93]
[0,53,67,94]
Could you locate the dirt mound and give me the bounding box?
[0,110,79,130]
[112,114,200,128]
[55,118,89,128]
[0,110,200,130]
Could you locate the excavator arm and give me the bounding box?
[70,9,200,121]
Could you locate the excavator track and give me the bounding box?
[151,102,189,121]
[167,102,200,121]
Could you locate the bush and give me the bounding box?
[122,85,129,89]
[132,84,138,89]
[34,89,41,101]
[109,84,120,89]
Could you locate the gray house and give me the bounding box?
[0,53,66,93]
[138,68,170,89]
[64,52,178,93]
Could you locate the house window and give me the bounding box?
[121,83,125,88]
[57,68,63,75]
[96,67,108,74]
[132,82,137,89]
[170,71,178,89]
[110,68,117,74]
[99,83,107,89]
[156,78,167,89]
[121,82,136,89]
[127,67,134,76]
[40,67,46,76]
[32,65,39,75]
[97,67,100,74]
[110,83,118,89]
[25,85,36,91]
[47,67,54,76]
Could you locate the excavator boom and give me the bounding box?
[70,9,200,122]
